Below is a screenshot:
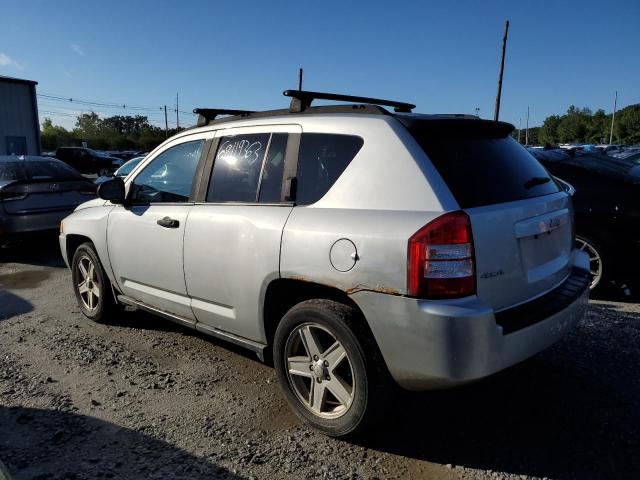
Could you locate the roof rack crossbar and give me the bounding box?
[283,90,415,113]
[193,108,255,126]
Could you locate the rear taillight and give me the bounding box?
[407,211,476,299]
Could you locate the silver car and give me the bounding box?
[60,91,590,437]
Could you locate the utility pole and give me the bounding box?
[176,93,179,130]
[609,90,618,144]
[164,105,168,138]
[298,68,303,91]
[493,20,510,121]
[525,107,530,146]
[518,118,522,143]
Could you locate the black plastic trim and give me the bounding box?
[495,267,590,335]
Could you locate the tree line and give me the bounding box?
[41,104,640,153]
[513,103,640,146]
[40,112,183,152]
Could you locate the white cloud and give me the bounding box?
[71,44,84,56]
[0,52,24,70]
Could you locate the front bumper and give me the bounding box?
[351,251,590,390]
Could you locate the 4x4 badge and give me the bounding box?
[480,269,504,279]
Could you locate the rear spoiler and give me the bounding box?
[397,117,515,138]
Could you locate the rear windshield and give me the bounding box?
[0,161,81,182]
[407,124,560,208]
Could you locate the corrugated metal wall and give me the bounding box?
[0,80,40,155]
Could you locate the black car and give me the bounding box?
[0,156,96,240]
[55,147,121,176]
[530,148,640,291]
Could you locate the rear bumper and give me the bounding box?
[351,251,590,390]
[0,210,70,240]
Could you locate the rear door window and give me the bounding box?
[207,133,270,203]
[295,133,363,205]
[406,124,559,208]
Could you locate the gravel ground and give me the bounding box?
[1,238,639,480]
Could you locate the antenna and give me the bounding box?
[494,20,510,121]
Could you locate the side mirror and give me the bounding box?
[97,177,126,203]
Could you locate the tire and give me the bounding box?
[273,299,390,437]
[71,242,118,322]
[575,234,606,291]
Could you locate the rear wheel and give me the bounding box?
[71,243,118,322]
[575,235,605,290]
[274,299,390,437]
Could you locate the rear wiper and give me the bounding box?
[524,176,551,189]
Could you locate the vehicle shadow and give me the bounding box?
[0,290,33,320]
[359,339,640,480]
[106,309,263,363]
[0,235,65,268]
[0,406,246,479]
[590,276,640,303]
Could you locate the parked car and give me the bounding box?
[95,156,146,184]
[530,148,640,291]
[609,149,640,164]
[55,147,122,176]
[0,156,96,240]
[60,91,589,437]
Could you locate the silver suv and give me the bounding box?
[60,91,590,437]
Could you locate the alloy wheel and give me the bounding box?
[284,323,355,419]
[576,237,603,290]
[76,255,101,311]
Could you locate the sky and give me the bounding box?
[1,0,638,130]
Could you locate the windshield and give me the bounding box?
[0,163,26,181]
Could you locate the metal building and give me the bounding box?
[0,75,40,155]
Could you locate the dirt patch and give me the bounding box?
[0,270,52,290]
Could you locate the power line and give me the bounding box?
[37,92,198,116]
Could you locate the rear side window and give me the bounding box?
[208,133,270,202]
[408,127,559,208]
[296,133,363,205]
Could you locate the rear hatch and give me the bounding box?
[402,117,573,310]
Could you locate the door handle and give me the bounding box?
[157,216,180,228]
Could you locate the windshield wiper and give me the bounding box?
[524,176,551,189]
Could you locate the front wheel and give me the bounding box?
[71,243,117,322]
[274,299,389,437]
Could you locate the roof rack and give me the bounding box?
[193,108,255,126]
[283,90,415,113]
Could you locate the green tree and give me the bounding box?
[538,115,561,145]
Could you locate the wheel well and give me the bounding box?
[262,278,371,363]
[65,234,93,263]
